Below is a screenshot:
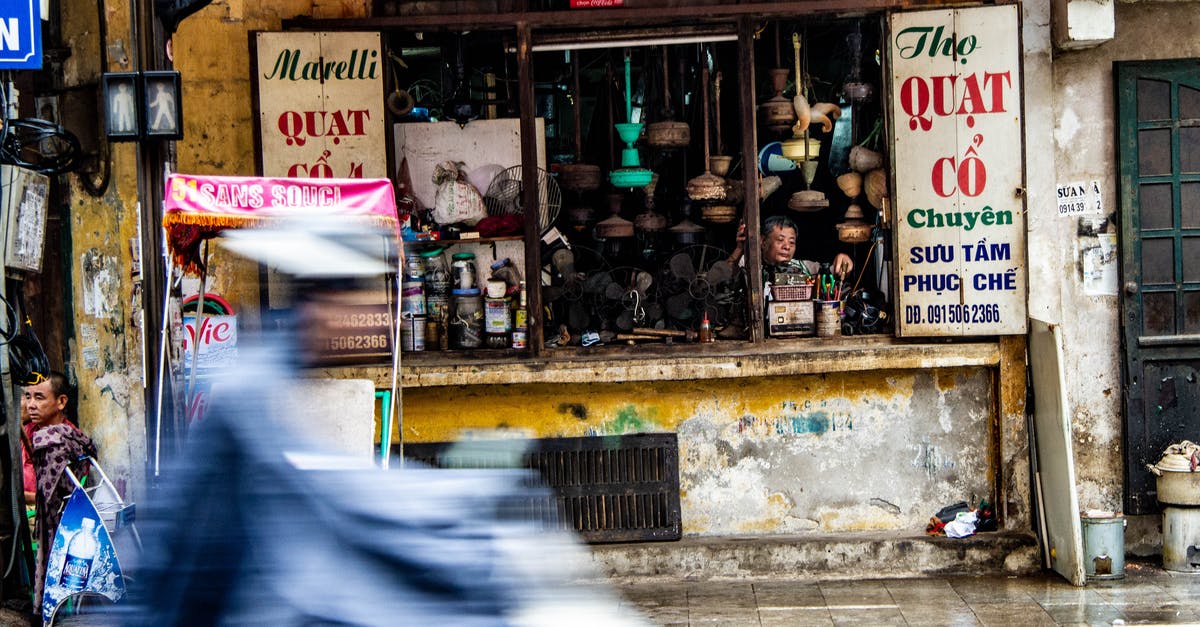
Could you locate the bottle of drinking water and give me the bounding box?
[60,517,98,592]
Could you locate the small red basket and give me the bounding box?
[771,283,813,301]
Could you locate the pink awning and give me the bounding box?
[163,173,398,274]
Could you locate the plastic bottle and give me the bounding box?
[60,517,98,592]
[511,282,527,349]
[699,313,714,343]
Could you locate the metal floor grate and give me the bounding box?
[399,434,681,543]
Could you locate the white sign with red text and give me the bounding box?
[890,6,1027,336]
[255,32,386,179]
[183,315,238,369]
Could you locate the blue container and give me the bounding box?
[1082,513,1125,580]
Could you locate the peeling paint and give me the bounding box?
[80,249,119,319]
[402,369,993,535]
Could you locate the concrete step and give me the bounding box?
[589,530,1042,583]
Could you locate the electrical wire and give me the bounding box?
[0,117,82,175]
[7,317,48,386]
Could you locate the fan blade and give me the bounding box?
[605,281,627,301]
[634,270,653,295]
[616,309,635,331]
[644,302,664,322]
[668,253,696,281]
[583,272,611,294]
[666,292,694,319]
[707,260,733,286]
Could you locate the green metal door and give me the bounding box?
[1116,60,1200,515]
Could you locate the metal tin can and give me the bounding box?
[401,313,425,352]
[401,281,426,315]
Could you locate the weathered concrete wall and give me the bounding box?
[1045,1,1200,520]
[165,2,1023,545]
[59,0,147,503]
[401,368,995,536]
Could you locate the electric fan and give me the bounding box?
[657,245,744,329]
[483,165,561,233]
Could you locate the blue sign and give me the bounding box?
[0,0,40,69]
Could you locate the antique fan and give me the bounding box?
[657,244,744,328]
[483,165,562,233]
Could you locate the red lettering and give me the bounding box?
[983,71,1011,113]
[899,76,932,131]
[932,157,957,198]
[932,75,957,117]
[958,157,987,197]
[211,321,231,343]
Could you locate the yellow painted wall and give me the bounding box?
[399,371,916,442]
[399,367,998,535]
[60,0,146,500]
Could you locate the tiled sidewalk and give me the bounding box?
[616,560,1200,626]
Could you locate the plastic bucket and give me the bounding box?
[1081,513,1125,580]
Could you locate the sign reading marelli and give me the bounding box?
[255,32,386,179]
[889,6,1027,336]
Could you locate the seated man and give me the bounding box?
[727,215,853,293]
[25,371,96,616]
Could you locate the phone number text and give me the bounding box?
[904,303,1001,325]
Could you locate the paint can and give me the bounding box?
[400,313,426,352]
[1081,512,1125,579]
[815,300,841,337]
[401,281,426,315]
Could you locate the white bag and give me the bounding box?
[431,161,487,226]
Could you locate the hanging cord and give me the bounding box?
[0,292,19,346]
[7,317,48,387]
[842,235,880,304]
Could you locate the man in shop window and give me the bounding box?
[727,215,853,291]
[23,371,97,616]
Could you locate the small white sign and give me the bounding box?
[1057,180,1102,216]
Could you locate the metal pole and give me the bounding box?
[152,255,174,476]
[386,235,402,469]
[184,241,209,418]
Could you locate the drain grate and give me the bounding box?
[399,434,681,543]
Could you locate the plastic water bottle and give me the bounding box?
[60,517,98,592]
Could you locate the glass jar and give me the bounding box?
[404,252,426,283]
[451,252,477,291]
[449,288,483,349]
[420,248,451,296]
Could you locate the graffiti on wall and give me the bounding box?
[735,399,854,437]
